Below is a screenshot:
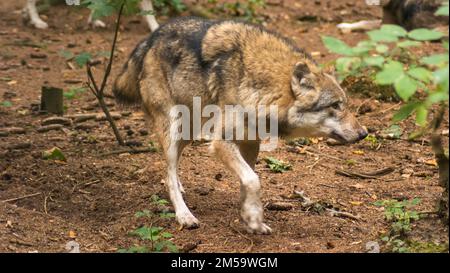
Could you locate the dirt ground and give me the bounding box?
[0,0,448,253]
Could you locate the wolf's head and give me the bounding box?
[284,61,368,144]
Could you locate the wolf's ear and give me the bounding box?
[291,62,314,98]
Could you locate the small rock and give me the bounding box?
[266,202,293,211]
[41,116,72,126]
[326,138,344,146]
[121,111,132,117]
[365,241,380,253]
[194,187,213,196]
[37,124,64,133]
[442,129,449,136]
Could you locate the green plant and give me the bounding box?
[153,0,186,15]
[82,0,150,20]
[264,157,292,173]
[364,134,381,149]
[64,86,87,100]
[374,198,421,235]
[322,4,448,132]
[1,101,12,107]
[323,1,449,223]
[119,195,178,253]
[209,0,266,23]
[373,198,426,252]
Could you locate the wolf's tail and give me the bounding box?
[113,40,149,105]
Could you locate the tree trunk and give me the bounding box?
[40,86,63,115]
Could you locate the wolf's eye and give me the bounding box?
[330,102,341,110]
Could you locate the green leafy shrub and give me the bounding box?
[118,195,178,253]
[322,3,448,131]
[264,157,292,173]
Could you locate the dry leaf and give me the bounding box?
[352,150,365,155]
[68,230,77,239]
[425,159,438,167]
[350,201,363,206]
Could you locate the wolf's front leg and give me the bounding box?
[27,0,48,29]
[211,141,272,234]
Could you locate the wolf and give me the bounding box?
[24,0,159,31]
[338,0,447,33]
[113,17,368,234]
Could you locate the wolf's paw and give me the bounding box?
[31,19,48,29]
[91,20,106,28]
[177,212,199,229]
[246,222,272,235]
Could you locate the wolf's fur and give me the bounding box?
[114,17,367,234]
[24,0,159,31]
[338,0,447,32]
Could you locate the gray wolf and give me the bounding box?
[338,0,447,32]
[24,0,159,31]
[113,17,368,234]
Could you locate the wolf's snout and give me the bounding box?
[357,127,368,141]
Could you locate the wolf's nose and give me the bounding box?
[357,128,368,141]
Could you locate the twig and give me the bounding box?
[293,190,361,221]
[219,219,254,253]
[86,2,126,146]
[99,147,157,157]
[1,192,42,203]
[44,195,48,214]
[325,208,361,221]
[335,167,394,179]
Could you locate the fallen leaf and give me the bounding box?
[425,159,438,167]
[68,230,77,239]
[350,201,363,206]
[7,80,17,86]
[352,150,365,155]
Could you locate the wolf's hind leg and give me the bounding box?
[87,10,106,28]
[154,113,197,228]
[211,140,271,234]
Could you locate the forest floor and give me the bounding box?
[0,0,448,253]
